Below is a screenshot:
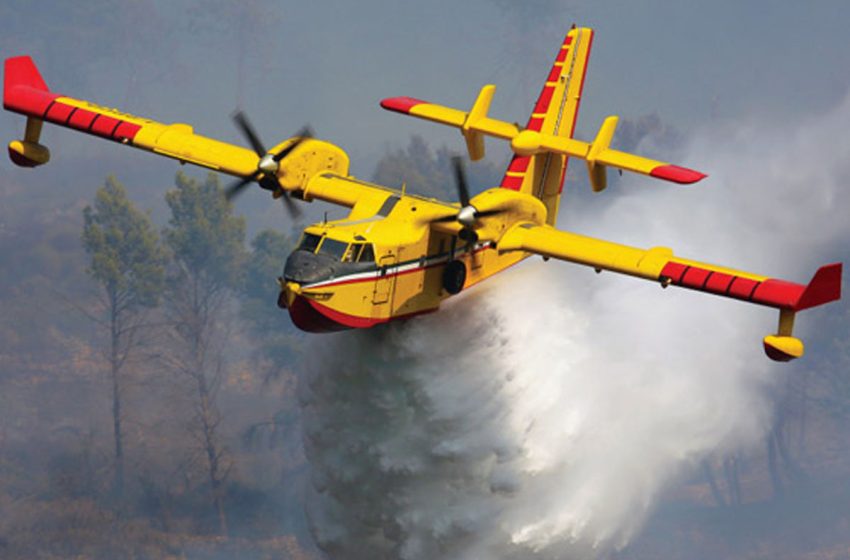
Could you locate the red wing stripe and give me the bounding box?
[681,267,711,289]
[68,107,97,130]
[46,101,74,123]
[547,66,561,82]
[90,114,121,138]
[751,280,805,309]
[728,277,759,300]
[3,86,59,115]
[660,261,688,283]
[113,121,141,142]
[704,272,735,294]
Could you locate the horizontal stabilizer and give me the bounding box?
[380,91,706,187]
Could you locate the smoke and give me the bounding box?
[299,91,850,559]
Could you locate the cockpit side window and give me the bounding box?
[358,244,375,263]
[344,243,361,263]
[298,233,322,253]
[318,238,349,261]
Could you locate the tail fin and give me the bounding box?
[500,27,594,224]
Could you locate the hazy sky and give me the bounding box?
[1,0,848,194]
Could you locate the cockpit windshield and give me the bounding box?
[298,233,321,253]
[297,233,375,263]
[318,238,349,261]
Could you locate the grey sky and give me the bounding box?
[1,0,848,192]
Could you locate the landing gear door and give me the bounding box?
[373,252,397,305]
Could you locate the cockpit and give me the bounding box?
[296,233,375,264]
[284,232,377,285]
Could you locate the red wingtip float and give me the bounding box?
[2,26,842,361]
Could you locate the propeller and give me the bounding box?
[429,156,504,244]
[224,110,312,219]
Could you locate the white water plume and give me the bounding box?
[299,92,850,559]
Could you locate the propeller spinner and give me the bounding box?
[225,110,312,219]
[430,156,504,243]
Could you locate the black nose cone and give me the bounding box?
[284,250,336,285]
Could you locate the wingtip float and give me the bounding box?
[3,26,841,362]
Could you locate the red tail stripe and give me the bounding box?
[500,176,523,190]
[532,86,555,114]
[526,117,544,132]
[506,155,531,173]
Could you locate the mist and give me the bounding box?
[298,91,850,559]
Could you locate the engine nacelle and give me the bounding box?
[8,139,50,167]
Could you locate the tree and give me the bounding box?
[372,135,502,201]
[162,171,246,536]
[240,229,301,380]
[82,176,166,497]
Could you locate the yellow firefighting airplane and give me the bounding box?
[3,27,842,361]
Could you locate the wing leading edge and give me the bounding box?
[499,223,842,361]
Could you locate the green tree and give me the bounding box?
[162,171,245,537]
[372,135,502,201]
[82,175,165,497]
[241,229,301,379]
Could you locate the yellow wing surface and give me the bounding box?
[498,223,842,361]
[3,56,260,176]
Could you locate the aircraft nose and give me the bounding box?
[283,250,335,284]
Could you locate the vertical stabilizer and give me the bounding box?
[499,27,594,224]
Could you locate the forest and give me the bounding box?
[1,130,849,560]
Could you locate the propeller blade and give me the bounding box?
[232,110,267,156]
[280,191,302,219]
[273,126,313,162]
[429,213,460,224]
[224,174,257,201]
[474,208,504,219]
[451,156,471,208]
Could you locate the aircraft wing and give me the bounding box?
[498,223,841,361]
[4,56,258,176]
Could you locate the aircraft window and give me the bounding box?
[319,238,349,261]
[343,243,361,263]
[298,233,322,253]
[358,244,375,263]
